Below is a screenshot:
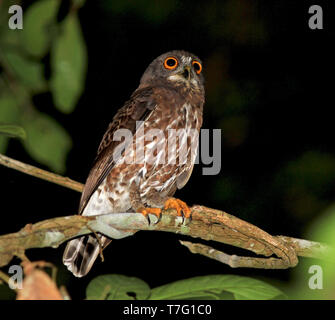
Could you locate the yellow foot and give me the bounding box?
[138,207,162,219]
[164,198,191,218]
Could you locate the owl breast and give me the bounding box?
[138,102,201,201]
[83,91,203,216]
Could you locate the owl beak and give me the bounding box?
[181,66,191,80]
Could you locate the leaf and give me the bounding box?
[293,204,335,299]
[86,274,151,300]
[0,136,7,154]
[149,275,283,300]
[50,13,87,113]
[0,124,26,139]
[0,21,21,47]
[21,0,60,57]
[22,112,72,173]
[2,49,46,92]
[0,95,20,153]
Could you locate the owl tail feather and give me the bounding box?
[63,235,111,277]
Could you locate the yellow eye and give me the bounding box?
[192,60,202,74]
[164,57,178,70]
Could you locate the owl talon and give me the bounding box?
[164,198,191,220]
[138,207,162,225]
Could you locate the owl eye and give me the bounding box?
[164,57,178,70]
[192,60,202,74]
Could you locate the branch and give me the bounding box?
[180,237,330,269]
[0,154,331,270]
[0,154,83,192]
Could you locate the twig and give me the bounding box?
[0,153,331,270]
[180,238,331,269]
[277,236,330,260]
[0,269,11,286]
[0,153,83,192]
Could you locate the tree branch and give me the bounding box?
[180,237,330,269]
[0,154,331,270]
[0,154,83,192]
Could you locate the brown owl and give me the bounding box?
[63,50,205,277]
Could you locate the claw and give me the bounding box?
[164,198,191,219]
[138,207,162,224]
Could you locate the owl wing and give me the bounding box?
[176,164,194,189]
[176,124,201,189]
[79,87,157,214]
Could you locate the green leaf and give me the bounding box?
[0,124,26,139]
[22,0,60,57]
[22,111,72,173]
[2,50,46,92]
[149,275,283,300]
[288,204,335,299]
[50,13,87,113]
[86,274,151,300]
[0,22,21,48]
[0,94,20,153]
[293,204,335,299]
[0,95,19,121]
[0,136,8,154]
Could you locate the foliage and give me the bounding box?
[0,0,87,173]
[50,13,87,113]
[0,124,25,140]
[289,204,335,299]
[86,274,284,300]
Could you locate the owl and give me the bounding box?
[63,50,205,277]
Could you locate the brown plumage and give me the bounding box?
[63,50,205,277]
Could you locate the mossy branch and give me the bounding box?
[0,153,331,270]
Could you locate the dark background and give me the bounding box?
[1,0,335,299]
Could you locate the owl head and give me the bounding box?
[139,50,204,91]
